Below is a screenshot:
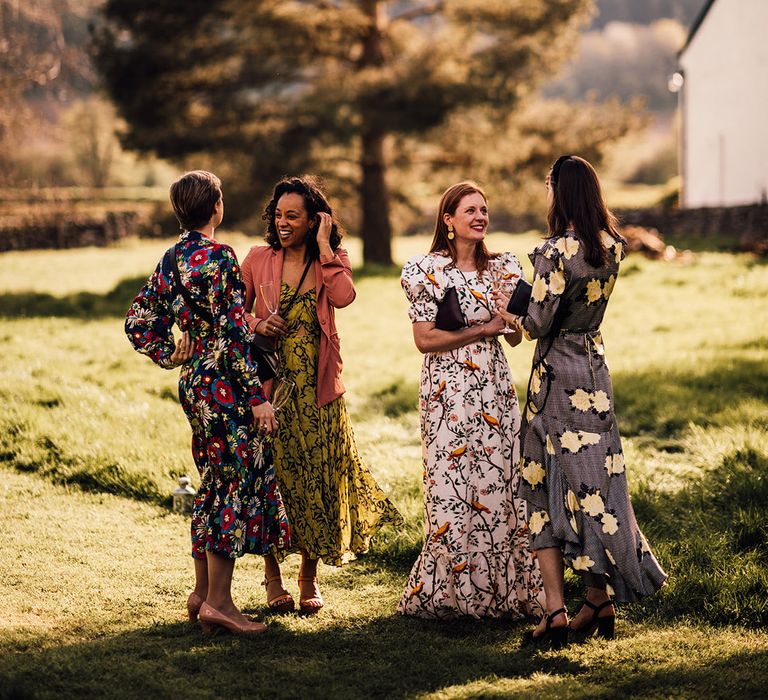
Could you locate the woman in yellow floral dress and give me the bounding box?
[242,176,402,613]
[497,156,667,646]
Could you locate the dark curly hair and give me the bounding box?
[262,175,344,261]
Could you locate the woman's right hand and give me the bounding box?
[252,401,278,434]
[256,314,289,337]
[481,315,506,337]
[169,330,194,367]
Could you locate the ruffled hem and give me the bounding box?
[397,544,545,620]
[521,419,667,602]
[273,508,403,567]
[527,502,668,602]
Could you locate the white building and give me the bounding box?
[677,0,768,208]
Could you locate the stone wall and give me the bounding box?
[0,210,143,252]
[615,203,768,251]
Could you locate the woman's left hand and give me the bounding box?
[491,290,521,328]
[316,212,333,249]
[252,401,278,435]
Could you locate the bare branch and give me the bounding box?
[390,1,444,23]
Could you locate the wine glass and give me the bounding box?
[271,377,296,412]
[490,268,518,334]
[260,281,279,316]
[253,377,296,458]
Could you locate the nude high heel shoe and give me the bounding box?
[198,602,268,635]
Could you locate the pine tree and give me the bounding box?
[96,0,591,264]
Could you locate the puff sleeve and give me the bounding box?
[400,255,441,323]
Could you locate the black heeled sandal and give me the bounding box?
[570,599,615,640]
[522,607,569,650]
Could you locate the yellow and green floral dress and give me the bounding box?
[272,282,402,566]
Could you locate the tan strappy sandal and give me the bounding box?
[298,576,324,614]
[263,576,295,613]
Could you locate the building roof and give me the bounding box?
[679,0,717,55]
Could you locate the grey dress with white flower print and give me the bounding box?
[519,231,667,602]
[397,252,545,619]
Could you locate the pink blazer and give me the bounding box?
[241,245,356,407]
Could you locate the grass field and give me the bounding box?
[1,231,767,699]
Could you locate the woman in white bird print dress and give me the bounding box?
[397,181,545,619]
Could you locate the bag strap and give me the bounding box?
[170,244,214,325]
[281,258,314,316]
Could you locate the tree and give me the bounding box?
[0,0,96,183]
[542,19,687,111]
[95,0,593,264]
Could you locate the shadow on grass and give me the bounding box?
[2,615,767,700]
[0,614,578,700]
[0,266,403,319]
[630,447,768,628]
[612,358,768,437]
[591,647,768,699]
[0,276,147,319]
[0,427,167,506]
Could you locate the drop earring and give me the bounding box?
[447,223,455,240]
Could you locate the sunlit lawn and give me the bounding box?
[1,232,767,698]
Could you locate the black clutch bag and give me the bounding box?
[249,333,278,382]
[435,287,466,331]
[506,279,532,316]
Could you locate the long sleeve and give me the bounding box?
[125,261,177,369]
[241,247,265,333]
[209,246,265,407]
[523,243,566,340]
[320,248,356,308]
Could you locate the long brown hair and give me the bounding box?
[547,156,621,267]
[430,181,496,274]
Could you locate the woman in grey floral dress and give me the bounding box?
[497,156,667,646]
[398,181,545,619]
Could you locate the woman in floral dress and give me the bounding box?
[497,156,667,645]
[397,181,545,619]
[242,176,402,613]
[126,171,290,635]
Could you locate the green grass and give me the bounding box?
[1,232,767,698]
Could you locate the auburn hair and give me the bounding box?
[430,181,497,274]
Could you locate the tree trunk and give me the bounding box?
[360,126,393,266]
[359,0,393,267]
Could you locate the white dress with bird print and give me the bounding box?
[397,252,545,619]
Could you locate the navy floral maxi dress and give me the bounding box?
[518,231,667,601]
[125,230,290,560]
